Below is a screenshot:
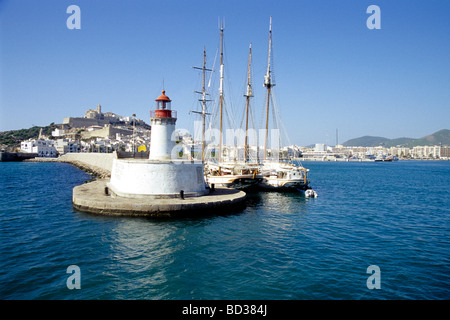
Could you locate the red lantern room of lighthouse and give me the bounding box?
[149,90,178,161]
[152,90,177,119]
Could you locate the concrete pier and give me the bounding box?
[73,180,247,218]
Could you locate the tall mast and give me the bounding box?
[201,49,207,161]
[244,43,253,163]
[263,16,274,162]
[192,47,212,162]
[218,20,224,166]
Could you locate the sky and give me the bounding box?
[1,0,449,146]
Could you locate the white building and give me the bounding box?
[21,139,58,157]
[314,143,327,152]
[54,139,79,155]
[51,128,65,137]
[388,147,411,158]
[412,145,441,159]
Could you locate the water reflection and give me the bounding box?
[75,189,314,299]
[246,190,311,216]
[91,219,174,299]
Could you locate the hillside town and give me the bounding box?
[18,104,152,157]
[8,104,450,161]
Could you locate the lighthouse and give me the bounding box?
[106,89,208,199]
[149,90,177,160]
[73,87,248,217]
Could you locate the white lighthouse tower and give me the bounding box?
[149,90,176,160]
[107,89,208,199]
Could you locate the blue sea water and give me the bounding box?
[0,160,449,300]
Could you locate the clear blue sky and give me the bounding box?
[1,0,449,146]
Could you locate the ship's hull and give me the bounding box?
[206,174,262,190]
[256,178,309,191]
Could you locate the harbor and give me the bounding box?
[22,17,319,217]
[1,0,449,306]
[1,159,449,300]
[68,90,248,217]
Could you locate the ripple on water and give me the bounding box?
[0,161,449,299]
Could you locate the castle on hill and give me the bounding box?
[63,104,150,130]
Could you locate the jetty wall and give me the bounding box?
[58,152,117,178]
[0,152,39,161]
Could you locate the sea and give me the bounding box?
[0,160,449,300]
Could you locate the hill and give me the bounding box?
[342,136,389,147]
[343,129,450,147]
[408,129,450,147]
[0,123,58,151]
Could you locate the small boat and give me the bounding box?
[304,189,318,198]
[375,154,398,162]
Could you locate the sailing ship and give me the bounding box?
[199,22,262,189]
[256,17,316,196]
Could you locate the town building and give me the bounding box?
[54,139,80,155]
[80,124,135,140]
[440,146,450,159]
[411,145,441,159]
[21,139,58,157]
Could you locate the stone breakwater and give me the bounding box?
[26,153,116,179]
[27,153,248,217]
[61,159,111,178]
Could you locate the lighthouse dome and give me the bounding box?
[155,90,172,111]
[155,90,172,102]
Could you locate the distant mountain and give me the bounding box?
[409,129,450,147]
[342,136,389,147]
[343,129,450,148]
[384,137,416,147]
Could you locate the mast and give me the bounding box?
[263,16,274,162]
[192,47,212,162]
[201,49,207,161]
[218,20,224,167]
[244,43,253,163]
[336,128,339,146]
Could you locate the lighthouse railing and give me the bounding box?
[150,110,177,119]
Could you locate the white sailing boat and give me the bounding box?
[202,22,262,189]
[256,17,316,196]
[258,160,310,191]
